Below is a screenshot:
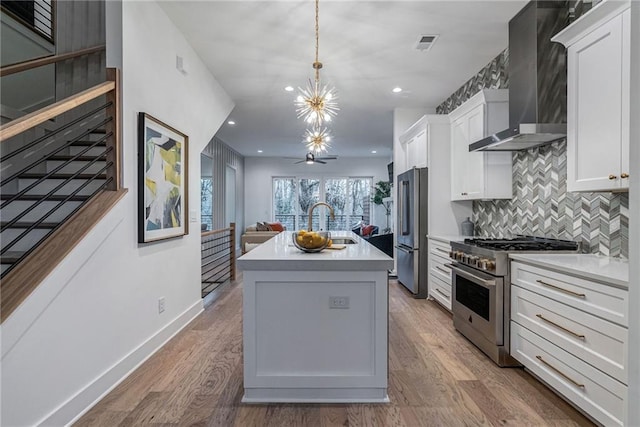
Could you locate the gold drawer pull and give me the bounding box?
[609,174,617,180]
[536,280,586,298]
[434,288,450,300]
[536,355,585,389]
[621,173,629,179]
[536,314,585,339]
[435,265,451,274]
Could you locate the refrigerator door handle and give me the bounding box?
[401,180,410,236]
[395,245,414,254]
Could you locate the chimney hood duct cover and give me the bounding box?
[470,1,568,152]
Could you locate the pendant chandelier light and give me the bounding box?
[295,0,338,129]
[304,126,332,154]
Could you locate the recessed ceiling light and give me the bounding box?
[227,120,236,125]
[284,86,294,92]
[392,87,402,93]
[371,150,377,154]
[257,150,263,153]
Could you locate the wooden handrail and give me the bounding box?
[0,45,105,77]
[0,81,114,142]
[202,227,233,237]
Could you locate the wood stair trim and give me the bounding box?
[1,188,128,323]
[0,194,90,201]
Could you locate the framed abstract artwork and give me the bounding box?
[138,113,189,243]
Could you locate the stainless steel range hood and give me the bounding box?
[470,1,568,152]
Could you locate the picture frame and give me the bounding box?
[138,112,189,243]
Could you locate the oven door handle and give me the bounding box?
[451,264,496,288]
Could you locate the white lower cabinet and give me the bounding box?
[511,323,626,427]
[510,260,628,426]
[428,239,453,310]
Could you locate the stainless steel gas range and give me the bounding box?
[448,236,580,367]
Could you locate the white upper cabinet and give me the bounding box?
[399,119,428,169]
[552,2,631,192]
[399,115,472,235]
[449,89,512,201]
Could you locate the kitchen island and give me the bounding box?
[237,231,394,403]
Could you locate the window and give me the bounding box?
[273,177,372,231]
[200,154,213,231]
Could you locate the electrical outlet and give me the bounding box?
[158,297,166,314]
[329,296,350,309]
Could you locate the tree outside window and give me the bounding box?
[273,177,372,231]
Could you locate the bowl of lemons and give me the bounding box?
[292,230,332,253]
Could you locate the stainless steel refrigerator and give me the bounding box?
[396,167,429,298]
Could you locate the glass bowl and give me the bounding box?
[292,231,331,253]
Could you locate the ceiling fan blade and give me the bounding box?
[316,159,327,164]
[316,155,337,160]
[294,160,305,164]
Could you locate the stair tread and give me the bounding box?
[0,194,90,201]
[1,251,26,263]
[18,173,107,179]
[1,222,59,229]
[48,155,107,161]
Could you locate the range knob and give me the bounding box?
[485,260,496,271]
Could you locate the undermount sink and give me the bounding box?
[331,238,358,245]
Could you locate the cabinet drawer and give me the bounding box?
[511,322,626,427]
[429,241,451,260]
[429,257,451,282]
[512,286,627,384]
[429,273,451,311]
[511,261,628,327]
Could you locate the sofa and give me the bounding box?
[241,222,286,253]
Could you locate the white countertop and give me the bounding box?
[428,234,474,244]
[237,231,394,271]
[509,254,629,289]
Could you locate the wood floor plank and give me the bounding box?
[117,391,172,426]
[76,280,595,427]
[419,332,477,381]
[318,404,349,427]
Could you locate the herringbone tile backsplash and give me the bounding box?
[437,48,629,258]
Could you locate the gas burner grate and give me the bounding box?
[463,236,579,252]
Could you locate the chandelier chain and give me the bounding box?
[315,0,320,82]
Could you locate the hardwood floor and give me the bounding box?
[76,278,594,426]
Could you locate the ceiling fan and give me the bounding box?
[291,152,338,164]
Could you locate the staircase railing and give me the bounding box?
[201,223,236,298]
[1,0,55,43]
[0,62,124,321]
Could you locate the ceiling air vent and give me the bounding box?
[414,34,439,52]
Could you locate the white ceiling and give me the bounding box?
[160,1,527,159]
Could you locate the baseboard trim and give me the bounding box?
[38,299,204,426]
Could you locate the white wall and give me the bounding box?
[244,157,390,230]
[0,2,234,426]
[626,2,639,425]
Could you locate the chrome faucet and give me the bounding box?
[308,202,335,231]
